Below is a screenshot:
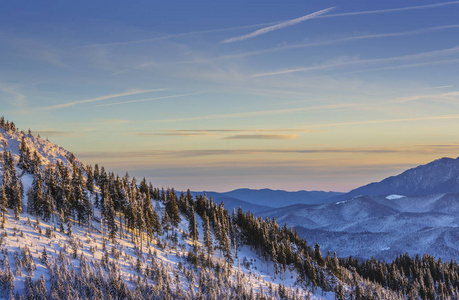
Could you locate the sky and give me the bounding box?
[1,0,459,192]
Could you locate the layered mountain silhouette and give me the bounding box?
[334,157,459,200]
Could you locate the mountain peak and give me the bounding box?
[337,156,459,200]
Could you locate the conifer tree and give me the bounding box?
[28,171,44,217]
[0,185,8,225]
[165,189,181,227]
[162,211,171,237]
[188,206,198,242]
[104,196,118,242]
[202,212,214,256]
[18,136,31,173]
[1,148,23,213]
[86,164,95,213]
[314,243,325,267]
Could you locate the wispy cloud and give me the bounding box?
[225,134,299,140]
[320,1,459,19]
[305,113,459,128]
[131,128,320,137]
[388,91,459,104]
[222,7,335,43]
[77,144,459,160]
[96,119,131,125]
[315,58,459,79]
[150,103,355,123]
[0,84,27,107]
[253,45,459,77]
[35,130,82,137]
[42,89,166,111]
[183,24,459,64]
[80,22,281,48]
[95,92,204,107]
[78,1,459,49]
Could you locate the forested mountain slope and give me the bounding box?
[0,117,458,299]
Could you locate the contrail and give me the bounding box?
[42,89,166,110]
[222,7,335,43]
[320,1,459,18]
[96,92,204,107]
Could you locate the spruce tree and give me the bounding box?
[188,206,198,242]
[0,185,8,225]
[314,243,325,267]
[165,190,181,227]
[28,171,44,216]
[202,213,213,256]
[104,196,118,242]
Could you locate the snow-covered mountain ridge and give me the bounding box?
[0,127,78,170]
[334,156,459,200]
[260,192,459,261]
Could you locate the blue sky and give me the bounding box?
[1,1,459,192]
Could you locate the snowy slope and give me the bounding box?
[0,128,78,170]
[262,194,459,261]
[334,157,459,200]
[0,126,337,299]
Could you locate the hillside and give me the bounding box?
[260,193,459,261]
[0,118,458,299]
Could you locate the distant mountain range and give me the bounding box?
[261,193,459,261]
[333,157,459,201]
[194,188,343,212]
[257,157,459,261]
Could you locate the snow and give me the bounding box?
[386,194,405,200]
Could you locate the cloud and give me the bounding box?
[315,58,459,79]
[252,45,459,77]
[78,1,459,49]
[320,1,459,18]
[150,103,355,123]
[305,113,459,128]
[388,91,459,104]
[130,128,321,137]
[183,24,459,64]
[80,21,280,48]
[0,84,27,108]
[42,89,166,110]
[77,144,459,160]
[225,134,299,140]
[95,92,204,107]
[96,119,131,125]
[35,130,82,137]
[222,7,335,43]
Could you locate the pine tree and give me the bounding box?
[161,211,171,237]
[104,196,118,242]
[42,192,53,222]
[1,148,23,213]
[188,206,199,242]
[202,212,213,256]
[18,136,31,173]
[35,274,47,300]
[28,171,44,216]
[165,189,181,227]
[314,243,325,267]
[0,185,8,226]
[71,167,91,225]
